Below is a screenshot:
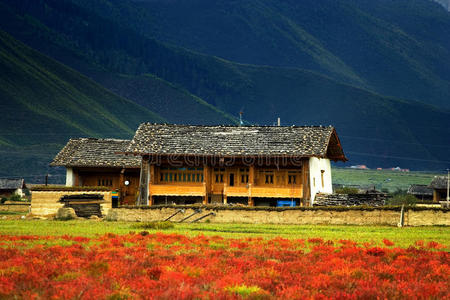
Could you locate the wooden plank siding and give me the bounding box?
[148,164,305,205]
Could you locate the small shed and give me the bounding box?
[429,176,449,202]
[0,178,26,198]
[407,184,433,201]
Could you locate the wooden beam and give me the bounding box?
[302,160,310,205]
[203,165,211,204]
[119,169,125,204]
[137,156,149,205]
[248,165,255,206]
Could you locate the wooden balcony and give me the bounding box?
[149,183,303,199]
[225,184,303,198]
[149,184,206,197]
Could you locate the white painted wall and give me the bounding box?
[15,188,24,198]
[309,158,333,204]
[66,167,74,187]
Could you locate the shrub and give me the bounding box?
[134,221,174,230]
[387,194,417,206]
[0,197,6,204]
[9,194,22,202]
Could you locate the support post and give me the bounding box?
[248,165,255,206]
[203,165,210,205]
[119,169,125,204]
[223,183,228,204]
[137,156,150,206]
[302,160,310,206]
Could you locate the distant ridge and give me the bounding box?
[0,0,449,172]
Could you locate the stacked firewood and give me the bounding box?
[314,193,386,207]
[59,194,105,218]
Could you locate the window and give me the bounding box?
[240,168,249,184]
[288,175,297,184]
[214,169,225,183]
[98,178,112,187]
[265,174,274,184]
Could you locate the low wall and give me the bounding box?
[31,190,112,216]
[0,203,30,213]
[109,206,449,226]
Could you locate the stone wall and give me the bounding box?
[31,190,112,216]
[108,206,449,226]
[0,203,30,213]
[314,193,387,206]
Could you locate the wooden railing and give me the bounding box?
[225,184,302,198]
[149,183,303,199]
[149,184,206,197]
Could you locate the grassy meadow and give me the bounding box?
[0,219,448,249]
[332,168,442,192]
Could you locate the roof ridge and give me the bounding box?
[69,138,131,142]
[141,122,334,129]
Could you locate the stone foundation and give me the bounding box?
[108,206,449,226]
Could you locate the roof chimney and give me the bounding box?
[277,117,281,126]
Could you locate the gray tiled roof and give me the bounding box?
[0,178,25,190]
[407,184,433,196]
[429,176,449,189]
[126,123,347,160]
[50,138,140,168]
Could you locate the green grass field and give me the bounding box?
[332,168,442,193]
[0,220,448,249]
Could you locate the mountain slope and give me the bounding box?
[0,1,237,126]
[69,0,450,108]
[0,29,165,178]
[0,0,449,171]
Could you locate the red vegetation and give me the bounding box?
[0,233,448,299]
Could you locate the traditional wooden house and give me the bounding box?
[0,178,26,199]
[50,138,141,205]
[429,176,449,202]
[125,123,347,206]
[407,184,433,202]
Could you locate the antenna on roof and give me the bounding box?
[239,111,244,126]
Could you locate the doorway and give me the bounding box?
[229,173,235,186]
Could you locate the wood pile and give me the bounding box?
[314,193,386,207]
[59,194,105,218]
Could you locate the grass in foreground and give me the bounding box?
[0,220,448,249]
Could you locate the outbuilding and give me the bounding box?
[50,138,141,205]
[0,178,26,199]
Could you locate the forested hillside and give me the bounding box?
[0,30,165,178]
[70,0,450,108]
[0,0,449,175]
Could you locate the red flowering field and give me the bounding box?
[0,233,448,299]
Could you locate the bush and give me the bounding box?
[335,187,359,194]
[9,194,22,202]
[387,194,417,206]
[1,197,6,204]
[134,221,174,230]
